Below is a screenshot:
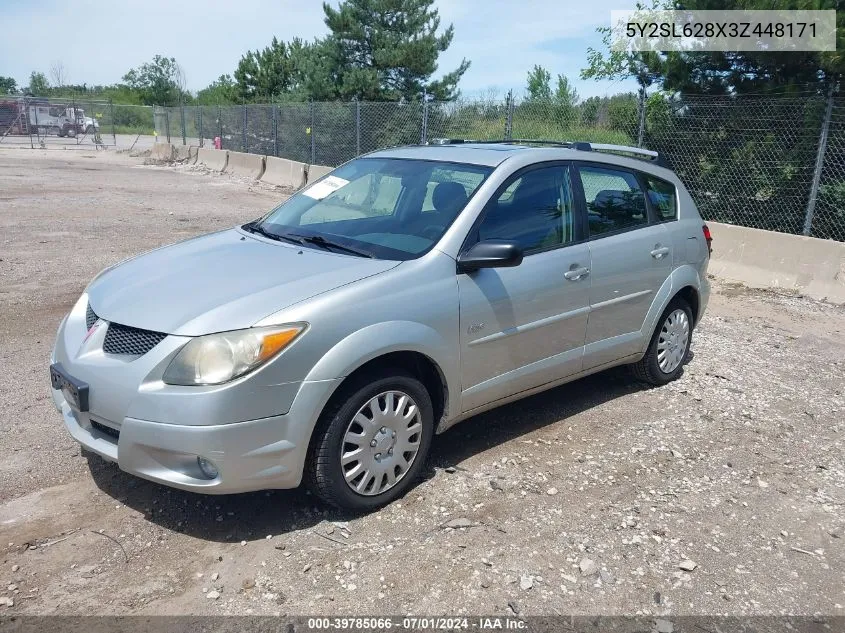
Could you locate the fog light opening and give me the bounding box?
[197,456,219,480]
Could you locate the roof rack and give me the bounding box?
[426,138,667,166]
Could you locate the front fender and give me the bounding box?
[303,321,460,419]
[639,265,704,355]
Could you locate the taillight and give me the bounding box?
[702,224,712,256]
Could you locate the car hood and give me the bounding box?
[87,228,400,336]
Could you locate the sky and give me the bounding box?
[0,0,639,99]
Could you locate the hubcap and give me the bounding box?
[657,308,690,374]
[340,390,422,496]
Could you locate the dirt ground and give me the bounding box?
[0,148,843,617]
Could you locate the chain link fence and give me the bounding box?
[0,96,153,148]
[151,92,844,242]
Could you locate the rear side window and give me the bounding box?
[578,166,648,236]
[645,175,678,221]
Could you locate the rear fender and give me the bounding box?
[639,265,703,355]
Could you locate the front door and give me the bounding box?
[458,163,591,412]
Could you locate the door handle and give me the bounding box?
[651,246,670,259]
[564,266,590,281]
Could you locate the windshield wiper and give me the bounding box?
[243,222,302,246]
[286,233,375,258]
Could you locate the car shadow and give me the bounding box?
[85,364,665,541]
[427,366,646,474]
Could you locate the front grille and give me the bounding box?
[90,419,120,441]
[85,303,98,330]
[103,323,167,356]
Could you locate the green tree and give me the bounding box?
[196,74,239,104]
[234,37,314,101]
[319,0,469,100]
[526,65,552,101]
[0,76,17,94]
[656,0,844,94]
[27,71,50,95]
[555,75,579,108]
[122,55,187,106]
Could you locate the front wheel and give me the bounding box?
[305,369,434,510]
[632,299,693,386]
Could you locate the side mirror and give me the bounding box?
[457,240,524,273]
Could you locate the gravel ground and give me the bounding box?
[0,148,843,617]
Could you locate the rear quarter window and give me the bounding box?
[644,175,678,222]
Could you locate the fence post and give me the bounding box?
[32,98,39,147]
[180,102,187,145]
[242,104,248,153]
[273,103,278,157]
[637,84,647,148]
[164,110,170,144]
[26,98,34,149]
[73,96,79,145]
[309,100,316,164]
[109,98,116,146]
[217,103,223,148]
[420,89,429,145]
[355,98,361,156]
[505,90,514,141]
[803,83,836,236]
[198,106,203,147]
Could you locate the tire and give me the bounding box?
[632,298,693,386]
[66,126,77,138]
[305,368,434,510]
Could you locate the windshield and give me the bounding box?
[253,157,492,260]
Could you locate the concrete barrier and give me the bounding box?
[173,144,191,161]
[261,157,307,189]
[225,151,266,180]
[196,148,228,172]
[148,142,175,163]
[307,164,333,182]
[708,221,845,304]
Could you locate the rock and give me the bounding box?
[490,479,504,492]
[444,517,473,529]
[11,565,19,573]
[519,574,534,590]
[481,558,493,567]
[445,466,457,473]
[757,479,769,488]
[206,590,220,600]
[579,558,598,576]
[599,570,614,584]
[562,574,578,584]
[7,584,17,591]
[678,559,698,571]
[240,540,247,546]
[507,600,521,615]
[242,579,256,590]
[546,487,559,496]
[211,572,219,581]
[303,564,312,573]
[0,597,13,607]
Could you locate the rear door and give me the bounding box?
[458,162,591,412]
[573,163,673,369]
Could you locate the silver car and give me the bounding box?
[50,141,711,509]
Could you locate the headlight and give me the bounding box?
[162,324,305,386]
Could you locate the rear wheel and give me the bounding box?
[305,368,434,510]
[632,298,693,386]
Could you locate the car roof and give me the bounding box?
[366,143,530,166]
[364,143,679,181]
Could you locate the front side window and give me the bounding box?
[644,175,678,221]
[255,158,492,260]
[475,165,575,253]
[578,165,648,236]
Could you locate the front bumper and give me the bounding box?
[51,378,337,494]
